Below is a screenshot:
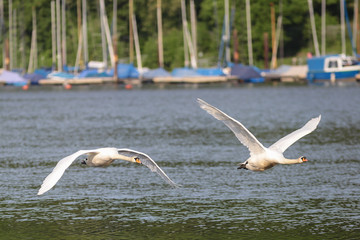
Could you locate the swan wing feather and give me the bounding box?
[197,98,266,156]
[269,115,321,153]
[37,149,98,195]
[117,148,180,188]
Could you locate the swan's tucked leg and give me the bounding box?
[238,161,248,170]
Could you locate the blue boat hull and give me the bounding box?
[307,70,359,82]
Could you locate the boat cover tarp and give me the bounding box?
[283,65,308,78]
[231,64,262,80]
[172,67,225,77]
[77,69,111,78]
[34,68,51,78]
[266,65,291,75]
[64,65,79,72]
[23,73,44,85]
[264,65,307,80]
[108,63,139,79]
[88,61,106,69]
[0,70,28,86]
[142,68,171,79]
[196,68,224,76]
[48,72,76,79]
[172,68,201,77]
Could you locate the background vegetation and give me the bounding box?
[1,0,357,71]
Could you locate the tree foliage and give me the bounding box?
[0,0,356,71]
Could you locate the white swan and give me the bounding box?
[38,148,179,195]
[198,98,321,171]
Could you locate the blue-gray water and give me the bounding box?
[0,84,359,239]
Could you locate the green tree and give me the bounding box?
[0,0,356,71]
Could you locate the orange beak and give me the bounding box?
[302,157,308,162]
[135,158,141,164]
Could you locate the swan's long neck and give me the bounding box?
[276,157,302,165]
[116,154,135,162]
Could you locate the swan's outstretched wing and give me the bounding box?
[197,98,266,156]
[38,149,98,195]
[269,115,321,153]
[117,148,180,187]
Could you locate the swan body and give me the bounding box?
[198,98,321,171]
[38,148,179,195]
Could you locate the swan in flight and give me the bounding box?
[197,98,321,171]
[38,148,179,195]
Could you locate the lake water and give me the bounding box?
[0,84,359,239]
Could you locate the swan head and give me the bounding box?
[134,157,142,164]
[81,157,88,165]
[300,156,308,162]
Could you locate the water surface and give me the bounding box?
[0,84,359,239]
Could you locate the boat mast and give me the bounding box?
[270,3,276,69]
[340,0,346,54]
[307,0,320,56]
[113,0,118,80]
[74,0,82,73]
[245,0,253,66]
[99,0,114,68]
[82,0,88,67]
[321,0,326,55]
[181,0,189,67]
[233,29,239,64]
[51,1,56,70]
[20,3,26,72]
[132,13,142,73]
[99,0,108,67]
[263,32,269,69]
[356,0,360,55]
[33,6,37,71]
[62,0,66,69]
[8,0,12,70]
[13,8,17,69]
[190,0,197,66]
[271,6,283,69]
[224,0,230,64]
[27,7,37,73]
[56,0,62,71]
[129,0,134,63]
[184,23,197,69]
[354,0,358,56]
[0,0,3,68]
[180,0,196,69]
[1,0,7,70]
[157,0,164,68]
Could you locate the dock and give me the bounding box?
[36,76,240,85]
[263,65,308,83]
[152,76,238,84]
[38,77,116,85]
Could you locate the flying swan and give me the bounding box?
[197,98,321,171]
[38,148,179,195]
